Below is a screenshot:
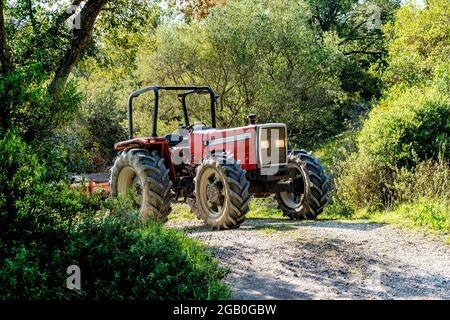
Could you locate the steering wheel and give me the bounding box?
[186,121,208,133]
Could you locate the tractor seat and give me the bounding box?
[164,134,187,147]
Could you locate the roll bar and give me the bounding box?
[127,86,219,139]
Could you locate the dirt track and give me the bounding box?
[167,218,450,300]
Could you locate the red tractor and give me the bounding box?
[110,86,330,229]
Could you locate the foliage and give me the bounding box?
[306,0,400,61]
[335,86,449,210]
[3,0,165,70]
[330,1,450,216]
[65,218,230,300]
[1,0,164,148]
[358,85,449,167]
[0,131,98,244]
[313,130,357,168]
[59,63,131,172]
[382,0,450,87]
[135,0,362,146]
[0,64,81,143]
[0,216,230,300]
[0,132,230,300]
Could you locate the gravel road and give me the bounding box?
[167,217,450,300]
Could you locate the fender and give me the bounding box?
[114,137,176,181]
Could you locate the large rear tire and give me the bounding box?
[110,148,173,222]
[275,150,330,220]
[191,154,251,229]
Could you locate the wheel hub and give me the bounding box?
[206,182,222,206]
[280,162,306,209]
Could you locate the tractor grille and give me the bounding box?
[259,126,287,166]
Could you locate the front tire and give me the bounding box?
[110,148,173,222]
[191,154,251,229]
[275,150,330,220]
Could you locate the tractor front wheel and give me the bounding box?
[110,148,173,223]
[275,150,330,220]
[191,154,251,229]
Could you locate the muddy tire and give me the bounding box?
[191,154,251,229]
[275,150,330,220]
[110,148,173,222]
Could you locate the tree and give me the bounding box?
[176,0,226,21]
[48,0,110,95]
[0,0,13,73]
[382,0,450,87]
[0,0,163,141]
[335,0,450,211]
[135,0,351,146]
[306,0,400,61]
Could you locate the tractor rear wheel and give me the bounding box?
[275,150,330,220]
[191,154,251,229]
[110,148,173,222]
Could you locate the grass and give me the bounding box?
[246,197,287,219]
[361,201,450,234]
[169,203,197,221]
[321,198,450,243]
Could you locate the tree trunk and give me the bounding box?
[0,0,13,73]
[48,0,109,96]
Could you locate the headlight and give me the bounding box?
[275,139,285,148]
[260,140,270,149]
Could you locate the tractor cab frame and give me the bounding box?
[126,86,219,139]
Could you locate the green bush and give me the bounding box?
[66,218,230,300]
[0,132,230,300]
[357,85,449,167]
[0,217,230,300]
[395,200,450,232]
[0,131,103,243]
[336,85,450,210]
[0,65,81,144]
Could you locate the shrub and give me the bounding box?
[0,216,230,300]
[0,65,81,144]
[0,131,101,243]
[395,200,450,232]
[358,85,449,167]
[65,218,230,300]
[0,132,230,300]
[336,85,450,210]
